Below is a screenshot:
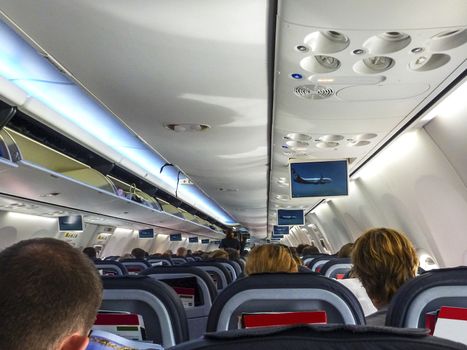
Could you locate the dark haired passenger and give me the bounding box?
[352,228,418,326]
[337,242,354,258]
[0,238,102,350]
[131,247,146,260]
[225,247,240,261]
[219,230,241,251]
[82,246,97,260]
[302,245,320,256]
[296,244,306,256]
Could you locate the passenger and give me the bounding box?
[82,246,97,260]
[225,247,240,260]
[207,249,229,260]
[219,229,241,251]
[352,228,418,326]
[0,238,102,350]
[131,247,146,259]
[162,249,173,258]
[296,244,306,256]
[186,249,193,256]
[289,246,312,272]
[176,247,187,257]
[337,242,354,258]
[245,244,298,275]
[302,245,320,255]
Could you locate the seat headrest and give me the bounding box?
[169,324,467,350]
[387,267,467,327]
[207,272,365,331]
[141,265,218,301]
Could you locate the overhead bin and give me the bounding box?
[0,128,224,238]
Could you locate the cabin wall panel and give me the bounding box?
[100,228,135,257]
[307,128,467,267]
[0,211,58,250]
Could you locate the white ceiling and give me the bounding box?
[0,0,466,237]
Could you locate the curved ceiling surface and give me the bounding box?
[0,0,466,237]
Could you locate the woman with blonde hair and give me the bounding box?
[352,227,419,326]
[245,244,298,275]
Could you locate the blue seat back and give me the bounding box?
[94,260,128,276]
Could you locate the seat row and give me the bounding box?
[96,266,467,348]
[96,259,243,290]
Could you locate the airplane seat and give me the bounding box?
[94,260,128,276]
[119,258,152,274]
[308,256,334,272]
[169,324,467,350]
[206,273,365,332]
[103,255,120,261]
[212,260,238,280]
[186,256,196,262]
[172,257,188,266]
[386,267,467,328]
[236,258,245,271]
[302,254,329,267]
[141,266,218,339]
[148,258,173,266]
[320,258,352,279]
[230,260,243,275]
[101,275,189,348]
[194,256,203,261]
[186,261,233,291]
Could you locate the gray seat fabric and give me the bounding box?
[94,260,128,276]
[119,259,152,274]
[320,258,352,279]
[386,267,467,328]
[141,266,218,339]
[206,273,365,332]
[186,261,233,291]
[101,276,189,348]
[148,258,173,266]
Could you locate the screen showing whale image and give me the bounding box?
[290,159,348,198]
[273,225,290,235]
[277,209,304,226]
[189,237,198,243]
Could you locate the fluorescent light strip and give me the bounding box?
[0,20,237,225]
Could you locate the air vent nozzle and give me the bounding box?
[293,84,334,99]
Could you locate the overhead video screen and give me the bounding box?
[138,228,154,239]
[277,209,304,226]
[201,239,210,244]
[188,237,198,243]
[170,233,182,241]
[273,225,290,235]
[290,159,348,198]
[58,215,83,231]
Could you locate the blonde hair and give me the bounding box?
[352,228,418,306]
[208,249,229,260]
[245,244,298,275]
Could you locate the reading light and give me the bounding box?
[309,75,386,86]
